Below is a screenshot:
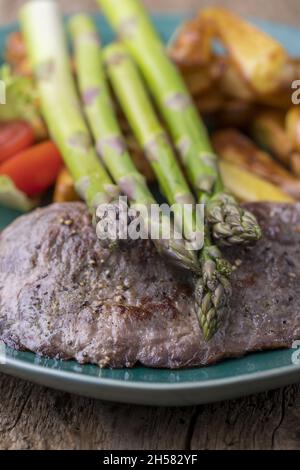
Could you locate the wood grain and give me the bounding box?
[1,375,300,449]
[1,0,300,25]
[1,0,300,451]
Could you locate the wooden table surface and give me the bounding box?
[1,0,300,451]
[1,0,300,25]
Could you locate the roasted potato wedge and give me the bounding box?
[213,129,300,199]
[252,111,293,165]
[219,60,255,102]
[200,7,288,94]
[214,100,255,128]
[220,161,294,202]
[286,107,300,152]
[290,153,300,178]
[172,7,289,95]
[195,88,225,115]
[169,17,213,66]
[180,59,222,96]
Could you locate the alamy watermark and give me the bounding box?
[292,340,300,365]
[292,80,300,105]
[0,341,6,365]
[95,196,205,251]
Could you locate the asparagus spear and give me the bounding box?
[196,228,232,340]
[68,13,199,273]
[20,0,118,217]
[97,0,261,246]
[104,43,232,339]
[103,43,200,249]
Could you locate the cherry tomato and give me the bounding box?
[0,121,35,163]
[0,141,63,197]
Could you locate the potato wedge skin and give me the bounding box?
[220,161,294,203]
[213,129,300,200]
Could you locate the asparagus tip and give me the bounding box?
[207,193,262,246]
[195,245,232,340]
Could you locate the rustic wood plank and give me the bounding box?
[1,0,300,26]
[0,374,196,450]
[190,386,300,450]
[1,373,300,450]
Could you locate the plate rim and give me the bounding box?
[2,354,300,390]
[1,13,300,400]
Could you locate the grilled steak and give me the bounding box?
[0,202,300,369]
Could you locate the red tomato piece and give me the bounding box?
[0,121,35,163]
[0,141,63,197]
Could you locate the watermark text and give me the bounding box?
[95,196,205,251]
[292,340,300,365]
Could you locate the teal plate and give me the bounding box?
[1,13,300,406]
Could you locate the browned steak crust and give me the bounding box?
[0,202,300,369]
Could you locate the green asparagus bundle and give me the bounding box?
[104,44,232,339]
[97,0,262,247]
[20,0,118,216]
[68,14,199,273]
[103,43,199,249]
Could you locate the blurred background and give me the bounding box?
[0,0,300,26]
